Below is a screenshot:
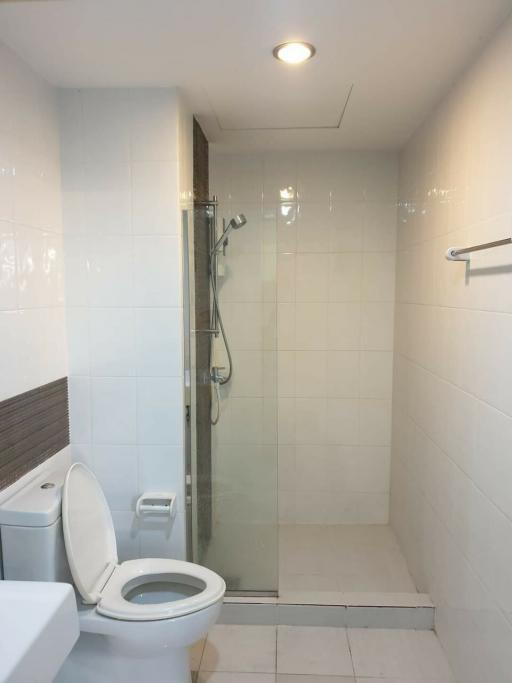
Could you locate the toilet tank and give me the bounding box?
[0,467,72,583]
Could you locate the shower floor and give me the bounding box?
[279,524,417,596]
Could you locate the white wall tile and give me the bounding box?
[60,88,189,562]
[330,202,365,252]
[88,235,133,307]
[295,398,327,444]
[277,303,295,351]
[135,307,182,377]
[391,16,512,681]
[327,302,361,350]
[16,308,46,392]
[264,153,297,203]
[133,235,180,307]
[295,303,328,350]
[0,38,67,422]
[63,235,89,306]
[139,511,186,561]
[132,161,178,235]
[326,398,360,445]
[81,89,131,163]
[297,204,331,253]
[297,151,336,203]
[328,253,362,301]
[362,252,396,302]
[83,162,131,235]
[277,204,298,253]
[360,351,393,398]
[364,202,397,252]
[111,511,140,561]
[295,253,329,302]
[130,90,178,162]
[277,253,296,302]
[213,149,396,525]
[138,445,184,511]
[66,307,90,375]
[0,222,17,310]
[136,376,183,445]
[89,307,135,376]
[230,155,263,203]
[15,229,56,307]
[0,310,19,401]
[68,376,91,444]
[326,350,360,398]
[361,303,394,350]
[91,377,137,444]
[294,350,327,398]
[221,252,266,303]
[360,399,392,445]
[94,445,138,510]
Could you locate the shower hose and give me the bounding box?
[210,266,233,425]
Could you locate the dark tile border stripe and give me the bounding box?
[192,118,213,546]
[0,378,69,491]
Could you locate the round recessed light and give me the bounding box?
[273,41,316,65]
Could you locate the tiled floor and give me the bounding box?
[279,525,417,594]
[190,625,454,682]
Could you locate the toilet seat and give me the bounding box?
[97,557,225,621]
[62,463,225,622]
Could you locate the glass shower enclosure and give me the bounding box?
[183,198,278,594]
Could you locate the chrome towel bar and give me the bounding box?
[445,237,512,261]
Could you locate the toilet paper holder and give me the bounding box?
[135,492,177,519]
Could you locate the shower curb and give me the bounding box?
[219,596,434,629]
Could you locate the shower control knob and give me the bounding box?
[211,366,226,383]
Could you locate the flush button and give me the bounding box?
[40,482,55,489]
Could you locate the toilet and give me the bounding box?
[0,462,225,683]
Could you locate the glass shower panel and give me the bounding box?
[188,202,278,593]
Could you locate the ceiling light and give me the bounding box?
[273,41,316,65]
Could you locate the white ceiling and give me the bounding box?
[0,0,510,151]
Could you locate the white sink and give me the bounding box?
[0,581,79,683]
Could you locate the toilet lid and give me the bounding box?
[62,463,118,604]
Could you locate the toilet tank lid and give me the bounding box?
[0,469,67,527]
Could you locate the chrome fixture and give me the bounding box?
[211,214,247,256]
[200,199,249,423]
[445,236,512,261]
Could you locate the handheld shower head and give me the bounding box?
[231,213,247,229]
[211,213,247,254]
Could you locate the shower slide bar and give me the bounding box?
[445,236,512,261]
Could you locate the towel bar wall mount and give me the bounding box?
[445,237,512,261]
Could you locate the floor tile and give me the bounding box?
[201,624,277,673]
[356,679,443,683]
[279,525,417,595]
[277,677,354,682]
[277,626,353,676]
[348,628,453,680]
[197,674,275,683]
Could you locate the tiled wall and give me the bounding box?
[391,15,512,683]
[210,151,397,529]
[0,42,66,403]
[59,88,192,560]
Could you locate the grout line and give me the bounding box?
[345,626,357,678]
[196,636,207,675]
[393,360,512,528]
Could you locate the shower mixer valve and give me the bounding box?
[211,366,226,384]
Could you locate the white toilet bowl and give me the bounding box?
[55,463,225,683]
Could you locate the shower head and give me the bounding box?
[211,213,248,255]
[230,213,247,230]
